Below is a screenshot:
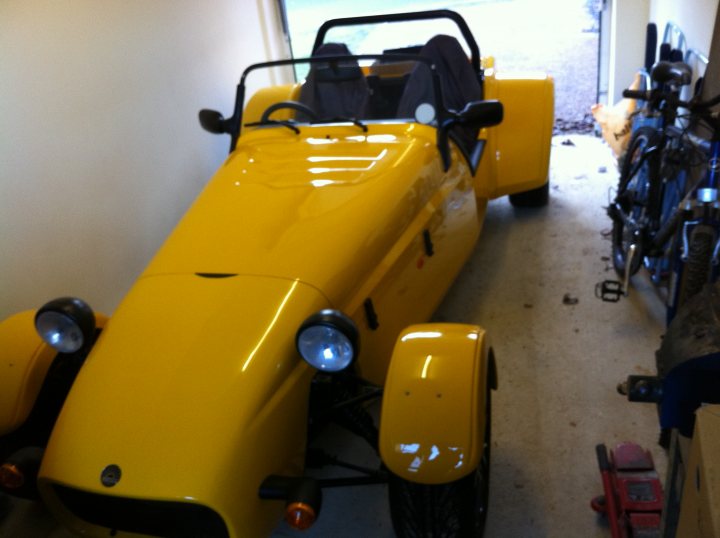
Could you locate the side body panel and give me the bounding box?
[346,144,482,385]
[379,323,490,484]
[476,70,555,199]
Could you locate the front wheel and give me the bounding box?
[611,126,662,277]
[676,224,715,310]
[388,391,491,537]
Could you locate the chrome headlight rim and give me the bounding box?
[34,297,95,354]
[296,309,359,373]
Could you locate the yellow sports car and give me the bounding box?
[0,9,553,537]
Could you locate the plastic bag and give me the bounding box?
[591,73,641,158]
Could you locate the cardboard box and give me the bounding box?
[677,405,720,537]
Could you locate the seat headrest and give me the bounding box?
[311,43,363,83]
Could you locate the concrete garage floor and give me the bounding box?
[0,135,669,537]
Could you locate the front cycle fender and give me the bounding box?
[0,311,58,437]
[0,309,108,438]
[379,323,496,485]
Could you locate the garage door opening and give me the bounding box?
[279,0,600,134]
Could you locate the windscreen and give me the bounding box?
[242,56,439,130]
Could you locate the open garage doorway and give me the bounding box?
[279,0,601,134]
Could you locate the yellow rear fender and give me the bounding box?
[475,70,554,199]
[0,310,108,437]
[379,323,495,485]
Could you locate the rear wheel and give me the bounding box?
[509,180,549,208]
[611,127,662,277]
[388,389,491,537]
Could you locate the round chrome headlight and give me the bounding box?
[296,310,359,372]
[34,297,95,354]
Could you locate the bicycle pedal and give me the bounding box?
[595,280,624,302]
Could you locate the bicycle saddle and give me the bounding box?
[650,61,692,86]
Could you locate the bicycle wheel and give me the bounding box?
[611,126,662,277]
[676,224,715,309]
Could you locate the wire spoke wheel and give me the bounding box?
[388,389,491,537]
[676,224,715,309]
[611,127,661,277]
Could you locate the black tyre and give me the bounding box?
[676,224,715,309]
[611,126,662,277]
[388,390,491,537]
[509,180,549,208]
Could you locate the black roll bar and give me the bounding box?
[311,10,481,76]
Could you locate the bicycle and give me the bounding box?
[597,60,720,324]
[607,62,720,455]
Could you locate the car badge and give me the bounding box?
[100,464,121,487]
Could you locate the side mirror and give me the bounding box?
[437,100,504,172]
[455,100,503,129]
[199,109,229,134]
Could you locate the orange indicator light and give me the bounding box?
[0,463,25,489]
[285,501,316,530]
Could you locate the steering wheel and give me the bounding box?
[260,101,318,123]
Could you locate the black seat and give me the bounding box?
[298,43,370,121]
[651,60,692,87]
[397,34,484,150]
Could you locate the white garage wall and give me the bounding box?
[607,0,719,103]
[650,0,718,58]
[608,0,650,104]
[0,0,287,319]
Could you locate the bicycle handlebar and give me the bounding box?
[622,89,650,100]
[621,83,720,134]
[621,86,716,114]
